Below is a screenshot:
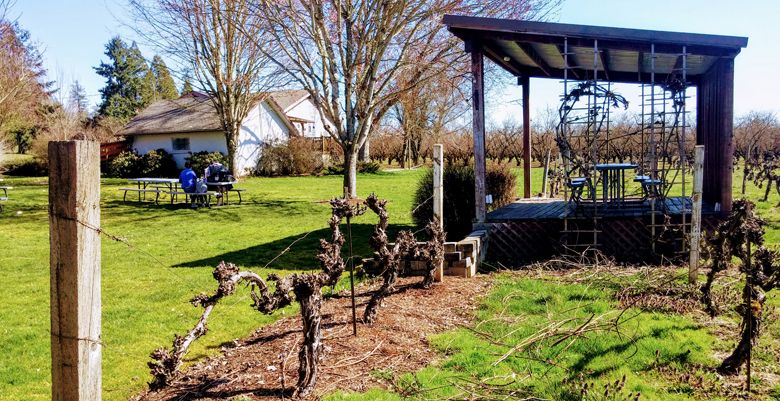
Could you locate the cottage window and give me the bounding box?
[172,137,190,151]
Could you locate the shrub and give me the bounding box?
[3,157,48,176]
[323,160,382,175]
[186,151,228,177]
[107,150,142,178]
[141,149,178,177]
[255,138,323,176]
[106,148,178,178]
[412,163,516,241]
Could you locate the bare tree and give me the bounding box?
[129,0,285,175]
[253,0,560,196]
[735,111,778,194]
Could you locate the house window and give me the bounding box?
[172,137,190,151]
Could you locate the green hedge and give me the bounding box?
[106,149,178,178]
[412,163,516,241]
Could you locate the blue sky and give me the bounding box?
[12,0,779,122]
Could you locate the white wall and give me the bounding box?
[131,101,295,176]
[286,98,329,138]
[235,101,290,175]
[132,131,227,171]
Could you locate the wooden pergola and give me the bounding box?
[443,15,748,225]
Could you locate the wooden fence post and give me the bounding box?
[433,144,444,282]
[49,141,101,401]
[541,148,551,197]
[689,145,705,284]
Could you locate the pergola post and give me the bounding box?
[697,58,735,213]
[470,43,487,226]
[521,75,531,198]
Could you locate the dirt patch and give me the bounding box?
[136,275,491,401]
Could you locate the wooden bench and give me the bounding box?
[119,188,162,204]
[640,178,664,199]
[0,186,10,212]
[227,188,245,204]
[168,191,216,207]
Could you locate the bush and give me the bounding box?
[323,160,382,175]
[107,150,142,178]
[186,151,228,177]
[141,149,178,177]
[106,149,179,178]
[255,138,323,176]
[412,163,516,241]
[3,157,48,176]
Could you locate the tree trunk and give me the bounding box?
[343,150,358,198]
[741,164,748,195]
[358,140,370,162]
[294,281,323,397]
[763,177,772,202]
[226,130,240,176]
[719,289,764,375]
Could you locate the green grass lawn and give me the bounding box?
[1,161,779,400]
[0,170,424,401]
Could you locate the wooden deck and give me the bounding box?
[487,196,714,222]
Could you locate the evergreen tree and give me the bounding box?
[181,71,194,95]
[94,37,149,121]
[151,55,178,100]
[68,80,89,118]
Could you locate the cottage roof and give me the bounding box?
[121,90,307,136]
[267,90,309,113]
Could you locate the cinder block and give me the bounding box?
[434,264,444,282]
[444,251,463,262]
[443,242,458,253]
[444,266,467,277]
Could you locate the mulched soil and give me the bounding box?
[136,275,491,401]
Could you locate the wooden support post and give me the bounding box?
[471,46,487,225]
[541,148,551,197]
[433,144,444,282]
[689,145,705,284]
[521,75,531,198]
[49,141,101,401]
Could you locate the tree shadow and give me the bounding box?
[172,223,414,271]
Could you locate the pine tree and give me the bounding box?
[151,55,178,100]
[68,80,89,118]
[181,71,194,95]
[94,37,149,121]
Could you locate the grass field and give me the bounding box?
[1,161,779,400]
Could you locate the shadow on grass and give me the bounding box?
[566,322,700,378]
[173,223,414,271]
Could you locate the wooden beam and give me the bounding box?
[444,15,748,53]
[49,141,101,401]
[637,51,644,81]
[521,75,531,198]
[689,145,704,283]
[599,48,611,81]
[433,144,444,282]
[457,29,743,58]
[482,46,522,76]
[471,49,487,225]
[555,44,580,80]
[515,42,552,77]
[697,58,734,213]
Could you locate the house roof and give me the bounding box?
[443,15,748,84]
[121,90,305,136]
[267,90,309,113]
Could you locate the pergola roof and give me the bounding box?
[443,15,748,84]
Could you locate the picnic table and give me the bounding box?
[119,177,244,206]
[120,178,179,204]
[206,180,242,205]
[595,163,638,203]
[0,185,10,212]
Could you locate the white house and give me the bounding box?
[120,90,328,175]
